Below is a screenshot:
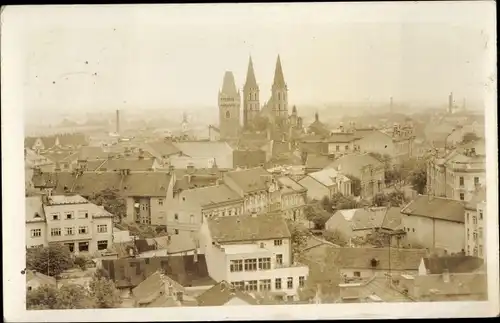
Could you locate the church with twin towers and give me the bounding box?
[218,55,301,140]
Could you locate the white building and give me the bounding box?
[199,213,309,302]
[464,188,486,258]
[298,167,352,201]
[26,194,114,255]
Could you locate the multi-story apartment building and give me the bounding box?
[199,213,309,302]
[166,183,244,237]
[276,176,307,222]
[25,194,113,255]
[326,153,385,198]
[427,143,485,202]
[464,188,486,258]
[223,167,276,214]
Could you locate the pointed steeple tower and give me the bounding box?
[243,56,260,129]
[271,54,288,119]
[273,55,286,87]
[218,71,241,140]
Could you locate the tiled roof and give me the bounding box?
[41,150,79,163]
[224,167,272,193]
[96,158,157,172]
[132,271,166,301]
[135,239,157,254]
[324,133,359,143]
[33,172,171,197]
[305,154,331,170]
[179,184,243,208]
[327,247,427,271]
[341,277,413,302]
[146,141,182,158]
[196,281,259,306]
[422,256,484,274]
[174,175,219,191]
[307,168,350,187]
[277,176,306,194]
[57,133,88,147]
[77,146,108,161]
[414,272,487,299]
[167,234,198,254]
[350,208,387,231]
[173,141,234,160]
[272,140,291,157]
[326,153,384,178]
[401,195,465,223]
[26,270,57,286]
[381,207,404,230]
[46,194,88,205]
[208,213,291,243]
[233,150,266,169]
[25,195,45,223]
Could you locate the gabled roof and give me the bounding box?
[401,195,465,223]
[41,150,79,163]
[208,213,291,243]
[305,154,331,170]
[172,141,234,160]
[25,195,45,223]
[422,256,484,274]
[381,207,404,230]
[350,208,387,231]
[233,149,266,169]
[277,176,306,194]
[95,158,157,172]
[414,272,487,299]
[326,153,384,178]
[77,146,109,161]
[179,184,243,208]
[224,167,272,193]
[196,281,259,306]
[146,141,181,158]
[307,168,350,187]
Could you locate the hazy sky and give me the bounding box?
[10,2,495,112]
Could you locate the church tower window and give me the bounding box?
[225,111,231,119]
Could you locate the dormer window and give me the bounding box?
[34,212,41,218]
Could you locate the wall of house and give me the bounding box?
[150,196,167,225]
[26,222,48,248]
[327,141,356,155]
[465,204,485,258]
[243,191,269,214]
[340,268,418,279]
[359,166,385,198]
[448,170,485,202]
[199,220,228,282]
[298,176,329,201]
[91,216,113,253]
[402,214,465,253]
[355,131,395,157]
[113,229,133,243]
[124,198,136,223]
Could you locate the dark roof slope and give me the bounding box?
[208,213,291,243]
[422,256,484,274]
[401,195,465,223]
[196,281,259,306]
[224,167,272,193]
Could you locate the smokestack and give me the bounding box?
[116,110,120,134]
[448,92,453,114]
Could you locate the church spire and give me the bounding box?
[221,71,238,96]
[244,56,258,89]
[273,55,286,87]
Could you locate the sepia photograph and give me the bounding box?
[1,1,498,321]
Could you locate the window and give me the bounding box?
[299,276,305,288]
[459,177,464,186]
[51,228,61,236]
[276,254,283,265]
[479,211,483,220]
[259,279,271,291]
[273,239,283,246]
[287,277,293,289]
[51,213,60,221]
[65,227,74,236]
[230,260,243,272]
[275,278,282,290]
[97,224,107,233]
[182,197,185,201]
[28,286,32,291]
[474,177,479,185]
[78,242,89,252]
[158,199,164,206]
[479,245,483,257]
[231,281,244,290]
[97,240,108,250]
[354,271,361,277]
[287,295,294,302]
[258,258,271,270]
[222,211,226,217]
[345,145,349,151]
[412,228,415,232]
[31,229,41,238]
[174,214,179,221]
[174,229,179,235]
[78,226,88,234]
[473,216,477,225]
[65,212,74,220]
[473,231,478,241]
[244,259,257,271]
[189,214,195,224]
[78,211,88,219]
[460,193,465,201]
[225,111,231,119]
[336,145,340,152]
[245,280,257,291]
[65,243,74,253]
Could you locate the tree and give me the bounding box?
[323,230,347,246]
[304,203,332,230]
[74,256,87,271]
[286,220,310,258]
[87,188,126,220]
[461,132,480,144]
[409,167,427,194]
[372,192,389,207]
[26,243,74,276]
[320,196,333,212]
[345,174,361,196]
[89,273,122,308]
[26,284,94,310]
[330,192,361,211]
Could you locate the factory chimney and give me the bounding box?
[448,92,453,114]
[116,110,120,134]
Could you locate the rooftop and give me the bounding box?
[276,176,306,194]
[25,195,45,223]
[422,255,484,274]
[179,184,243,207]
[46,194,88,205]
[224,167,272,193]
[401,195,465,223]
[208,213,291,243]
[196,281,259,306]
[307,168,350,187]
[326,153,384,178]
[221,244,265,255]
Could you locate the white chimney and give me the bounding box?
[443,269,450,283]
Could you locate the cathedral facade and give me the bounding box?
[218,55,303,141]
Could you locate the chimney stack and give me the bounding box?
[116,110,120,134]
[448,92,453,114]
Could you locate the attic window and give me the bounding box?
[34,213,41,218]
[370,258,379,267]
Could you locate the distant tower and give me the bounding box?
[448,92,454,114]
[218,71,241,140]
[181,111,189,134]
[271,55,288,119]
[290,105,298,126]
[390,97,394,113]
[116,110,120,133]
[243,56,260,128]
